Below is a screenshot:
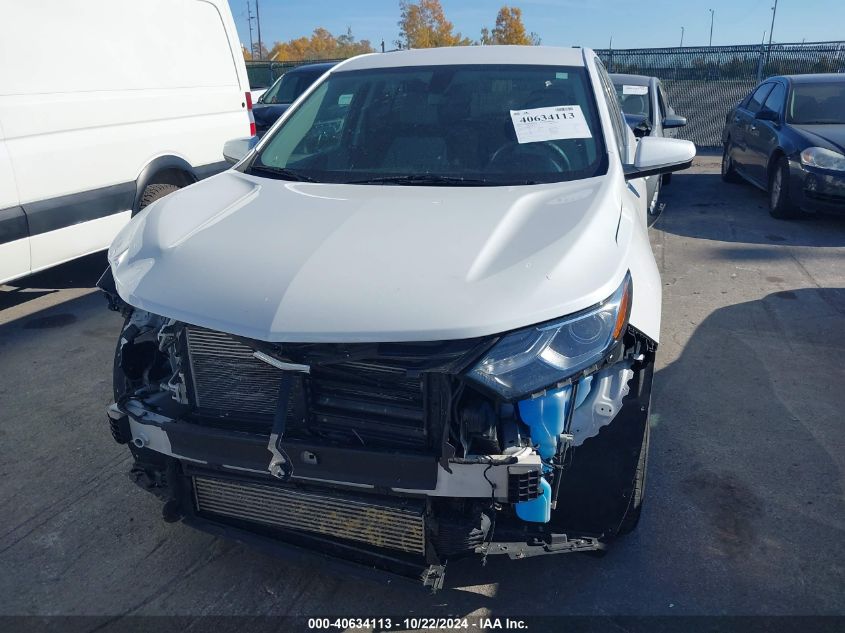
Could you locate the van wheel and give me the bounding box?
[721,143,741,183]
[768,157,800,219]
[137,183,180,215]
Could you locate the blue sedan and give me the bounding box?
[721,73,845,219]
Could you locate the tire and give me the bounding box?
[137,183,180,215]
[648,176,662,219]
[721,142,741,183]
[768,156,800,219]
[615,420,650,535]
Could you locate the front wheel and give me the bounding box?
[768,157,800,219]
[721,143,741,183]
[616,420,650,535]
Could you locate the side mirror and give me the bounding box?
[755,109,778,122]
[624,136,696,181]
[662,114,687,128]
[223,137,259,165]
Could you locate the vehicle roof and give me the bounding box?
[287,61,337,73]
[336,46,590,72]
[776,73,845,84]
[609,73,653,86]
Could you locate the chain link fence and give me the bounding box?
[597,41,845,147]
[246,59,345,89]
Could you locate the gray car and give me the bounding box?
[611,73,687,220]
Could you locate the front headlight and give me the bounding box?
[800,147,845,171]
[467,274,632,399]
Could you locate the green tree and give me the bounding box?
[397,0,472,48]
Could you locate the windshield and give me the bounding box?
[250,64,607,186]
[787,82,845,124]
[613,82,651,119]
[260,70,325,105]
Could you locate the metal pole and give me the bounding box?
[709,9,714,46]
[256,0,263,61]
[765,0,778,76]
[680,26,684,47]
[246,1,254,59]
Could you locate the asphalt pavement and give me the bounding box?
[1,156,843,622]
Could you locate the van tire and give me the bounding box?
[138,183,180,214]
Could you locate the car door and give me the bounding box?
[656,82,674,138]
[0,119,30,285]
[732,82,774,176]
[746,81,786,184]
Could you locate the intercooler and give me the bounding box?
[193,476,426,554]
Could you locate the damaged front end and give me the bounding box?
[101,271,655,590]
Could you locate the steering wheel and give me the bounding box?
[488,140,572,173]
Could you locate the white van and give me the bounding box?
[0,0,254,285]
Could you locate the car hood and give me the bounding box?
[792,124,845,153]
[109,170,631,342]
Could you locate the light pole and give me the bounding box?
[680,26,684,47]
[765,0,779,75]
[708,9,715,46]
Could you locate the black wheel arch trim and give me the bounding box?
[133,155,199,214]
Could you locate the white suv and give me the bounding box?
[102,46,694,589]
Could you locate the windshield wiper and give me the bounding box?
[249,164,318,182]
[347,174,493,186]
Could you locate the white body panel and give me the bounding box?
[0,0,251,283]
[109,46,670,344]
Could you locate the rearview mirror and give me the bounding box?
[662,114,687,128]
[624,136,696,181]
[223,136,259,165]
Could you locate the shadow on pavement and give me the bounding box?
[657,172,845,247]
[0,252,107,311]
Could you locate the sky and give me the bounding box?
[226,0,845,53]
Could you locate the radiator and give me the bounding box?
[193,476,426,554]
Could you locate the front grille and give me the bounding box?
[193,476,426,554]
[186,326,282,416]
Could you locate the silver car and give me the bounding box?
[611,73,687,220]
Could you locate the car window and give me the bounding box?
[252,64,609,186]
[786,81,845,124]
[744,83,775,114]
[762,82,786,115]
[612,82,650,119]
[595,62,627,158]
[261,70,325,105]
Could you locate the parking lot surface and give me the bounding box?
[1,156,843,619]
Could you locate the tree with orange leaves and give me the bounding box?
[481,6,541,46]
[397,0,472,49]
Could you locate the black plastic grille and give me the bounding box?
[306,361,427,450]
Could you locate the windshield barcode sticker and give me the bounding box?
[510,105,592,144]
[623,85,649,95]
